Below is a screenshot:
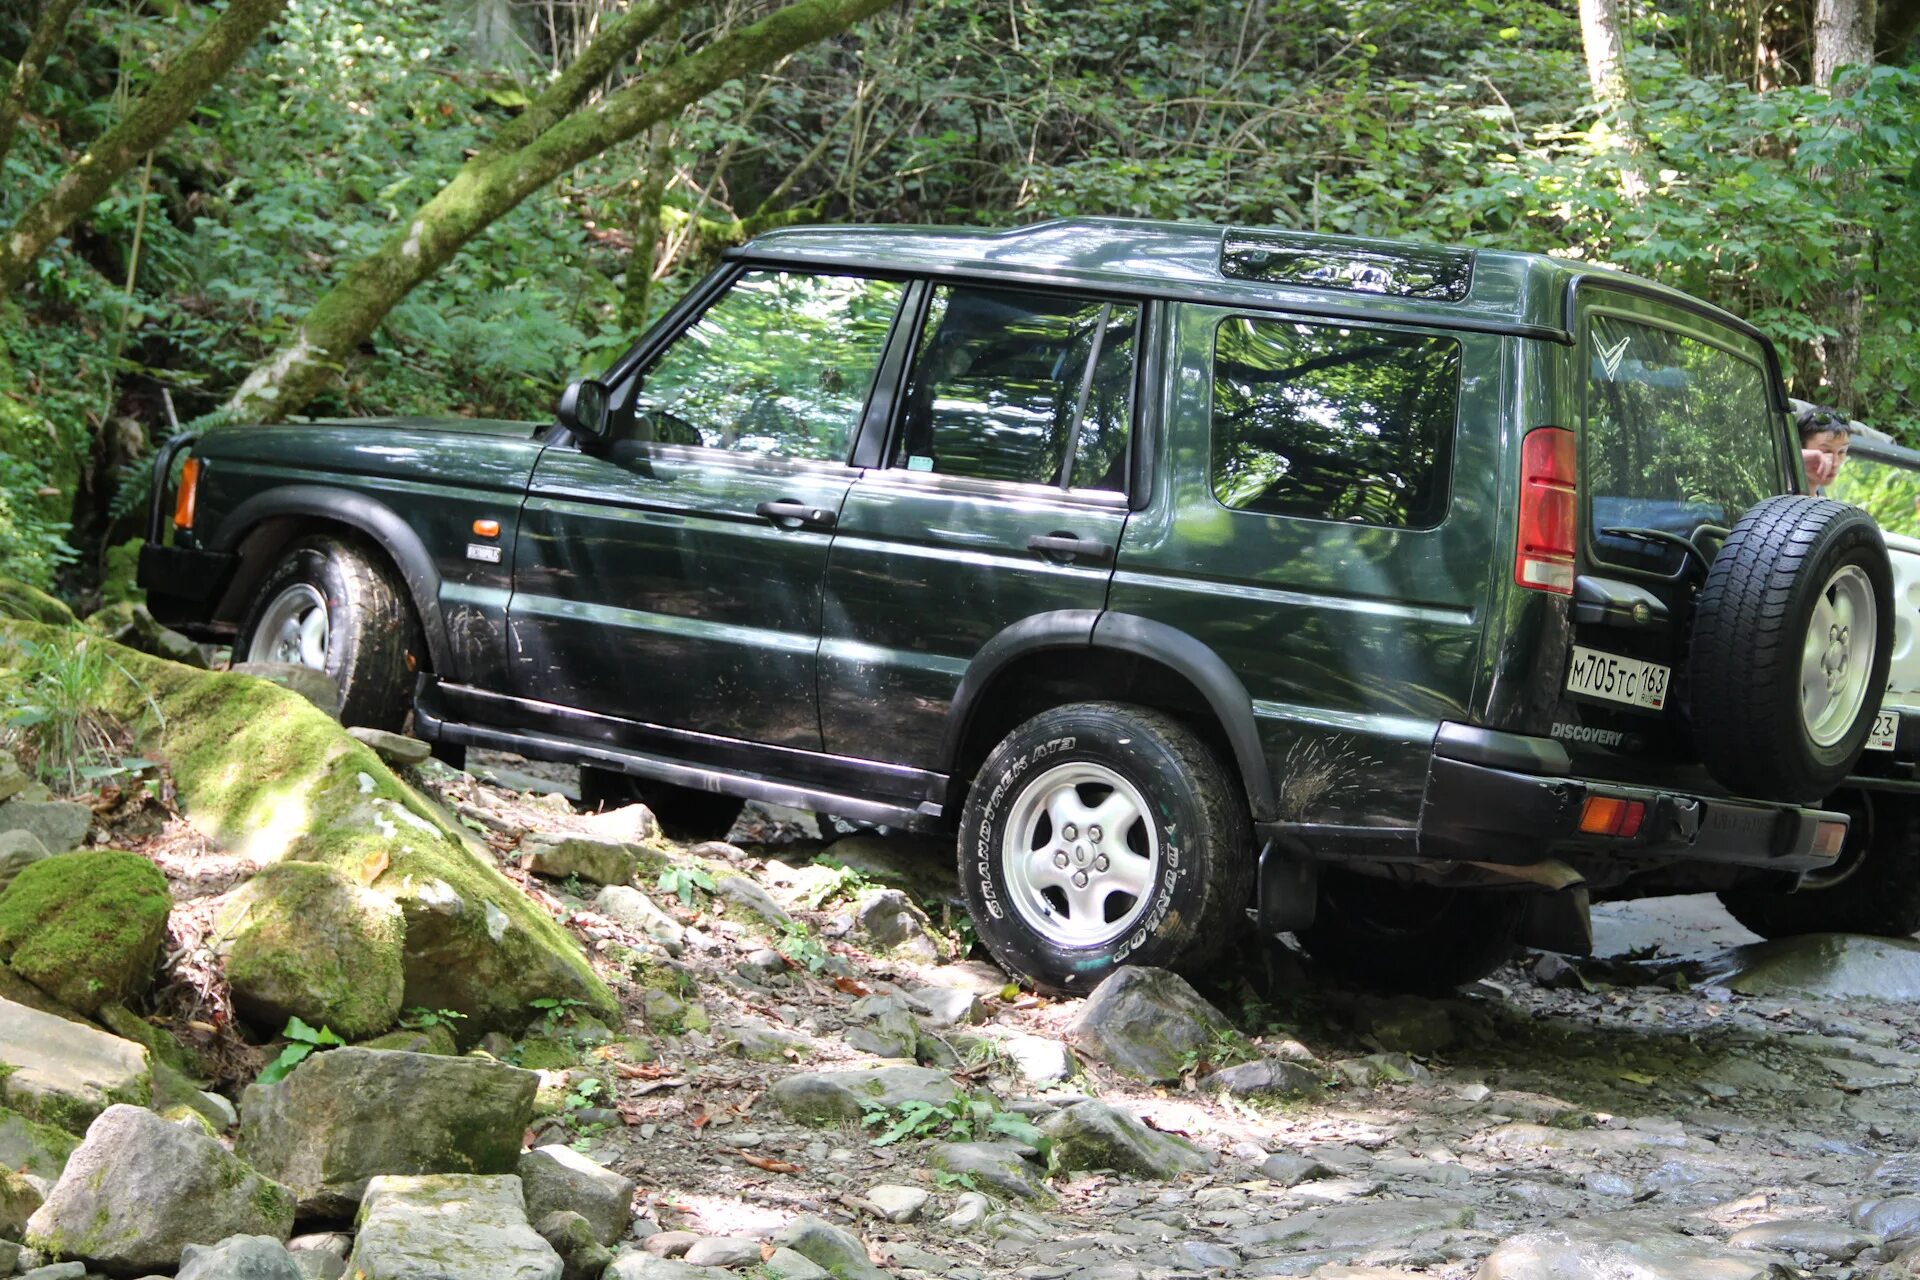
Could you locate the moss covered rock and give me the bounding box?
[0,997,152,1133]
[357,1023,457,1055]
[0,1105,81,1181]
[0,850,171,1015]
[213,861,405,1039]
[0,579,77,627]
[0,621,616,1039]
[100,539,145,609]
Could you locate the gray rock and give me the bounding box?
[0,830,48,891]
[1040,1100,1213,1180]
[1478,1225,1790,1279]
[813,835,960,908]
[1707,934,1920,1002]
[238,1047,538,1216]
[229,662,342,717]
[1067,967,1234,1082]
[993,1033,1074,1084]
[642,1232,699,1258]
[1224,1200,1470,1250]
[0,754,25,804]
[866,1183,930,1223]
[347,1174,560,1280]
[535,1209,615,1280]
[575,803,660,846]
[683,1237,761,1266]
[943,1191,991,1230]
[19,1264,84,1280]
[719,1017,816,1063]
[736,949,788,983]
[1258,1153,1332,1186]
[24,1105,293,1274]
[523,834,644,888]
[927,1142,1049,1200]
[294,1249,348,1280]
[1353,995,1454,1054]
[594,885,686,956]
[287,1231,352,1259]
[603,1256,734,1279]
[347,727,432,766]
[1,1166,42,1238]
[772,1215,889,1280]
[763,1246,830,1279]
[1728,1219,1878,1261]
[1174,1240,1239,1269]
[852,888,939,961]
[910,987,986,1028]
[519,1145,635,1246]
[0,802,89,858]
[1853,1195,1920,1244]
[1200,1058,1323,1097]
[846,995,920,1060]
[714,875,793,928]
[176,1235,303,1280]
[769,1065,961,1125]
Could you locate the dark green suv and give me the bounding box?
[140,218,1894,993]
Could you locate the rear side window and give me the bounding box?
[1584,312,1784,566]
[1210,317,1460,527]
[893,286,1137,491]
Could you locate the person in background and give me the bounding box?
[1798,404,1852,495]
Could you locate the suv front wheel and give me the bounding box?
[958,702,1254,995]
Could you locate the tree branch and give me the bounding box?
[0,0,83,172]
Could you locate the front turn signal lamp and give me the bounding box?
[173,457,200,531]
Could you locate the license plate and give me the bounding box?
[1866,709,1899,752]
[1565,646,1670,711]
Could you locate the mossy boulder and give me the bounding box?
[0,996,152,1133]
[0,579,77,627]
[100,540,145,609]
[0,850,171,1015]
[0,621,616,1039]
[213,861,405,1039]
[357,1023,457,1055]
[0,1106,81,1181]
[86,601,208,669]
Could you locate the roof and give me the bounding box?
[733,217,1756,346]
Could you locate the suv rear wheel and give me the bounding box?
[1718,789,1920,939]
[958,702,1253,995]
[1296,872,1526,993]
[234,534,419,731]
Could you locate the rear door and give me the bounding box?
[817,283,1140,767]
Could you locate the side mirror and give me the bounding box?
[556,378,611,445]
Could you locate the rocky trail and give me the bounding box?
[11,658,1920,1278]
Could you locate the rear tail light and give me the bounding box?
[1516,426,1576,595]
[1812,820,1848,860]
[1579,795,1646,838]
[173,457,200,531]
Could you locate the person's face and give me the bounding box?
[1802,429,1849,488]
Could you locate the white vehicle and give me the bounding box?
[1718,430,1920,937]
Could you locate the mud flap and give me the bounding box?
[1515,882,1593,955]
[1256,840,1319,934]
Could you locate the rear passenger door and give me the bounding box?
[818,284,1141,767]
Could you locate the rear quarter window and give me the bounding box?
[1210,316,1460,528]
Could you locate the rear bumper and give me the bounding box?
[1419,723,1846,873]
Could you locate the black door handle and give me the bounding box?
[757,500,837,530]
[1027,533,1113,563]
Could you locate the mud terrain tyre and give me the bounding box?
[1297,872,1526,993]
[958,702,1254,995]
[1719,789,1920,938]
[235,534,419,731]
[580,769,743,843]
[1689,495,1891,803]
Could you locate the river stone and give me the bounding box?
[0,1107,80,1181]
[927,1142,1050,1200]
[769,1064,960,1125]
[1477,1225,1791,1278]
[0,830,48,892]
[1,1166,42,1238]
[1201,1058,1324,1097]
[763,1247,831,1279]
[346,727,431,766]
[1259,1153,1334,1186]
[1067,967,1235,1081]
[1707,934,1920,1002]
[347,1175,560,1280]
[1225,1201,1471,1251]
[24,1105,293,1273]
[1853,1195,1920,1243]
[772,1215,889,1280]
[715,874,793,927]
[230,662,342,717]
[1040,1100,1214,1179]
[519,1145,635,1245]
[0,753,26,804]
[176,1235,304,1280]
[522,834,643,888]
[238,1047,538,1215]
[0,850,171,1015]
[866,1184,930,1223]
[0,998,151,1133]
[1728,1220,1879,1261]
[594,885,685,955]
[0,801,90,856]
[851,888,939,960]
[535,1210,615,1280]
[214,861,406,1039]
[604,1256,735,1279]
[910,986,985,1027]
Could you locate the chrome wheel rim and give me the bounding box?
[248,584,330,670]
[1000,761,1160,949]
[1802,565,1876,749]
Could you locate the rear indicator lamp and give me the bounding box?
[1578,795,1646,838]
[1516,426,1576,595]
[173,457,200,531]
[1812,820,1848,860]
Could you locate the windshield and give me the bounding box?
[1830,452,1920,539]
[1583,312,1785,572]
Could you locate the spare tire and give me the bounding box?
[1689,495,1891,802]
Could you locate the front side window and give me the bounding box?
[1584,312,1784,567]
[893,286,1137,491]
[1211,317,1459,527]
[625,270,904,461]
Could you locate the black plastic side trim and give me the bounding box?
[937,610,1103,771]
[1433,721,1571,775]
[211,485,451,676]
[1571,575,1672,629]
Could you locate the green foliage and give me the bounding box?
[797,860,879,909]
[861,1093,1051,1159]
[257,1016,345,1084]
[656,864,715,908]
[398,1006,469,1032]
[0,632,155,792]
[529,995,592,1032]
[774,920,829,973]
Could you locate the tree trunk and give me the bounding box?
[1815,0,1879,85]
[1577,0,1647,200]
[620,123,673,334]
[0,0,288,301]
[226,0,894,422]
[0,0,83,172]
[1812,0,1878,412]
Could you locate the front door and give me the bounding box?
[508,269,907,749]
[819,283,1141,766]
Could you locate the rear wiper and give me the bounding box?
[1600,525,1714,576]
